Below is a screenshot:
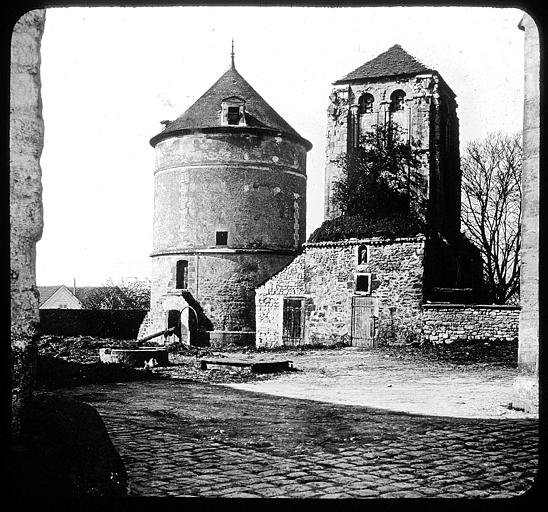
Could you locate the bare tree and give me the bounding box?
[82,278,151,310]
[461,132,522,304]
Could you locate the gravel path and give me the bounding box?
[222,348,535,419]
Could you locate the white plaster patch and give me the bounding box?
[272,156,279,163]
[272,187,281,195]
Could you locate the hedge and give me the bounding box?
[39,309,149,340]
[308,212,425,243]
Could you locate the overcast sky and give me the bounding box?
[36,5,525,286]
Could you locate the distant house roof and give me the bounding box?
[334,44,435,84]
[150,65,312,150]
[37,285,83,309]
[37,285,117,307]
[37,286,61,306]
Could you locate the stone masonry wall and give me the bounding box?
[255,254,306,347]
[256,238,425,348]
[517,13,539,373]
[153,132,307,252]
[10,9,46,438]
[143,252,295,344]
[324,73,460,238]
[422,304,520,344]
[325,75,448,219]
[146,128,308,346]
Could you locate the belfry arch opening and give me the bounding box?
[390,90,406,112]
[358,93,374,114]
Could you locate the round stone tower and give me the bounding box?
[139,56,312,346]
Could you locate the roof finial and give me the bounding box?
[231,38,235,69]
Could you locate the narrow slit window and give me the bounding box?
[176,260,188,289]
[216,231,228,246]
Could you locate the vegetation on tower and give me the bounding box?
[309,123,425,243]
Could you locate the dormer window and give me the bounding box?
[227,107,240,125]
[221,96,246,126]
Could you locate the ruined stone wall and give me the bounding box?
[325,75,438,219]
[10,9,46,437]
[324,74,460,238]
[517,13,539,373]
[256,238,425,348]
[422,304,520,344]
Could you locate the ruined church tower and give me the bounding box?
[139,54,312,346]
[324,45,461,240]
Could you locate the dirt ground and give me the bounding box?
[36,336,534,420]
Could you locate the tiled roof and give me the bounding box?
[334,44,434,83]
[37,286,61,305]
[150,66,312,149]
[37,285,115,306]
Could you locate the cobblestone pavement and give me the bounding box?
[52,379,538,498]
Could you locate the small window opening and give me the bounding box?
[216,231,228,246]
[176,260,188,289]
[390,90,406,112]
[355,273,371,294]
[358,93,374,114]
[227,106,240,125]
[357,245,368,265]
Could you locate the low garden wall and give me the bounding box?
[39,310,148,340]
[422,304,520,344]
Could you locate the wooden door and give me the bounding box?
[282,298,304,346]
[351,296,378,347]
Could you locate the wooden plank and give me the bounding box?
[200,359,293,373]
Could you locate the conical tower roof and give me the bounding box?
[151,65,312,149]
[334,44,434,84]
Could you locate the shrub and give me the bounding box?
[308,211,425,243]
